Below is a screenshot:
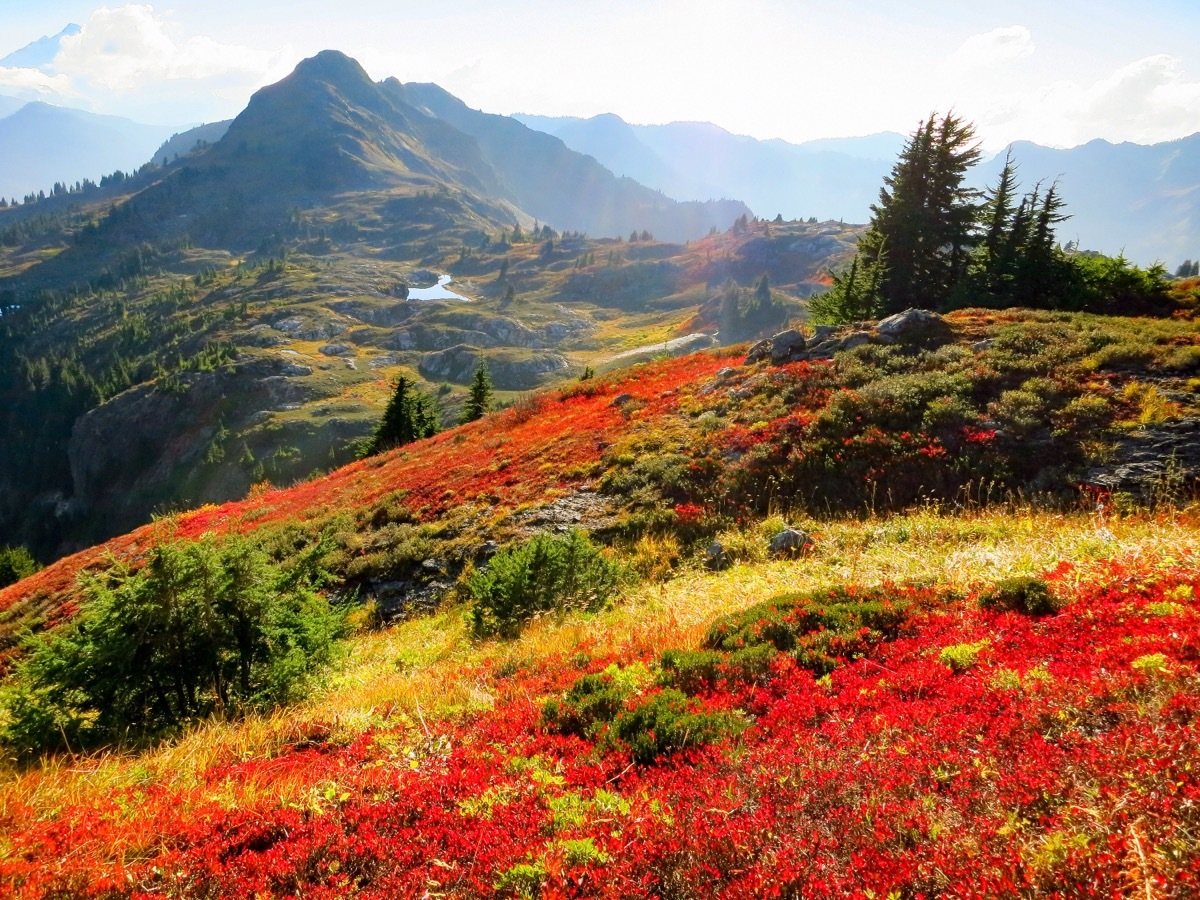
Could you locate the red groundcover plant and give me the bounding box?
[3,555,1198,898]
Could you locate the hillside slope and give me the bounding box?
[1,308,1199,897]
[5,305,1197,658]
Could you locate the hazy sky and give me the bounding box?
[2,1,1199,150]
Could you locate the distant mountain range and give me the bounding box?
[118,51,749,245]
[0,102,176,201]
[514,113,1200,266]
[514,113,903,225]
[0,24,80,69]
[4,30,1199,264]
[969,136,1200,268]
[0,25,184,200]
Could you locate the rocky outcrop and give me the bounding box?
[1084,418,1200,501]
[326,300,416,328]
[509,489,619,537]
[744,309,949,366]
[418,344,573,389]
[769,527,814,557]
[271,316,349,341]
[330,306,593,351]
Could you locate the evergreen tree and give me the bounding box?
[763,273,781,305]
[461,358,494,424]
[976,149,1019,297]
[0,545,38,588]
[809,253,887,324]
[858,113,983,314]
[365,375,438,455]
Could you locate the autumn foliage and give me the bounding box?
[1,308,1199,897]
[0,555,1197,897]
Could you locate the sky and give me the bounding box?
[1,1,1199,151]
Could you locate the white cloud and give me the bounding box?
[1073,54,1200,141]
[2,4,297,123]
[977,54,1200,149]
[945,26,1035,73]
[0,66,75,100]
[51,5,290,92]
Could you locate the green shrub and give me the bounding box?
[703,587,912,675]
[611,688,746,764]
[0,545,39,588]
[494,861,545,898]
[557,837,610,867]
[978,577,1061,616]
[542,663,650,738]
[2,533,346,756]
[466,529,626,638]
[939,640,990,672]
[544,665,743,762]
[659,645,776,693]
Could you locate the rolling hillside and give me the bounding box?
[0,304,1198,896]
[0,51,826,562]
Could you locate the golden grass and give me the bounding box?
[2,504,1197,831]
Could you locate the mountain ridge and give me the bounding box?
[515,112,1200,265]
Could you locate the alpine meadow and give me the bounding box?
[1,9,1200,899]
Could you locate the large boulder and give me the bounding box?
[769,329,807,364]
[769,527,814,557]
[876,308,944,337]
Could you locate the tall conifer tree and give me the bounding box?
[857,112,983,314]
[365,375,438,455]
[461,359,493,424]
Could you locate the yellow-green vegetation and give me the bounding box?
[2,502,1193,819]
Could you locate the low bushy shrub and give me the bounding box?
[659,645,777,694]
[940,640,990,673]
[542,663,649,738]
[544,664,745,763]
[978,577,1062,616]
[704,587,914,675]
[2,533,346,756]
[611,688,747,764]
[466,529,626,638]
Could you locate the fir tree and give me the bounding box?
[809,253,887,324]
[858,113,983,314]
[365,375,438,455]
[461,358,494,424]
